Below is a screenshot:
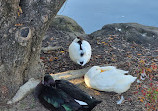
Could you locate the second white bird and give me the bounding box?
[69,37,92,66]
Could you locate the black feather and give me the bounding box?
[55,80,102,110]
[80,52,84,57]
[34,75,83,111]
[77,40,83,50]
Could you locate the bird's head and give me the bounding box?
[85,66,102,79]
[74,36,83,43]
[42,74,55,87]
[91,66,102,73]
[88,66,106,74]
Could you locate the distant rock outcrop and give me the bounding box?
[42,15,86,48]
[50,15,85,34]
[91,23,158,47]
[43,17,158,49]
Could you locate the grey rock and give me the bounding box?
[50,15,85,34]
[91,23,158,47]
[42,15,87,47]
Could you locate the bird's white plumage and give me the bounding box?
[74,99,88,105]
[69,37,91,66]
[84,66,137,94]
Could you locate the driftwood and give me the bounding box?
[51,67,91,80]
[7,78,40,104]
[41,46,62,53]
[7,67,91,104]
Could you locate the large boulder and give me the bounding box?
[91,23,158,47]
[50,15,85,34]
[42,15,86,48]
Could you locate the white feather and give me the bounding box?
[74,99,88,105]
[116,95,124,104]
[84,66,137,94]
[69,38,91,66]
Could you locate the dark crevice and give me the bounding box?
[19,0,27,15]
[19,0,25,8]
[20,28,29,38]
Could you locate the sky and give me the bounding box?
[58,0,158,34]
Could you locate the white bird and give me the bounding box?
[69,37,91,66]
[84,66,137,104]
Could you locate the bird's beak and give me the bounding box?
[101,69,106,72]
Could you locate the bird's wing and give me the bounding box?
[116,69,129,75]
[55,80,91,98]
[81,41,91,55]
[55,80,102,110]
[55,80,94,103]
[42,88,64,108]
[91,70,121,89]
[42,87,81,111]
[69,42,82,58]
